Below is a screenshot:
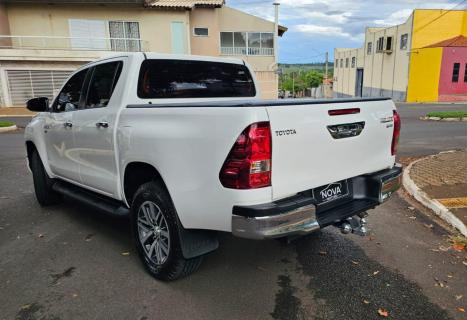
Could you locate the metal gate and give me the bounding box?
[6,70,72,106]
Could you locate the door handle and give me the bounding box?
[64,121,73,128]
[96,121,109,129]
[327,121,365,139]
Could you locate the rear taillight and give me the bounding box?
[219,122,272,189]
[391,110,401,156]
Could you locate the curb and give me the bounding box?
[419,116,467,121]
[0,115,34,118]
[402,152,467,237]
[0,125,18,133]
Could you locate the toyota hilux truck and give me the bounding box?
[25,53,402,281]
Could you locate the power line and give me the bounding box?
[413,0,467,34]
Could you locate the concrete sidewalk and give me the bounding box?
[0,107,35,117]
[404,150,467,236]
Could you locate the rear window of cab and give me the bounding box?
[137,59,256,99]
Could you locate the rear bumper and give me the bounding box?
[232,164,402,240]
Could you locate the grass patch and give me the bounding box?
[0,121,15,128]
[426,111,467,119]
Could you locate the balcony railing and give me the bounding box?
[0,35,148,52]
[220,46,274,56]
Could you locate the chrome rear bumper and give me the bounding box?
[232,165,402,240]
[232,204,319,240]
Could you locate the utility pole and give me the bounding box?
[292,72,295,98]
[325,51,329,81]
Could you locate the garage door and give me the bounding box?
[6,70,72,106]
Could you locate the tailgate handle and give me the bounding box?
[327,121,365,139]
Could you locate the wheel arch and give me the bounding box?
[25,140,37,170]
[123,161,170,207]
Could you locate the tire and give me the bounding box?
[30,150,62,206]
[131,181,203,281]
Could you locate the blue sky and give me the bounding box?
[227,0,467,63]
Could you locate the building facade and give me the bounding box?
[0,0,286,107]
[334,9,467,102]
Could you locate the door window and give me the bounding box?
[53,69,88,113]
[85,61,123,109]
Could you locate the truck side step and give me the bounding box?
[52,180,129,217]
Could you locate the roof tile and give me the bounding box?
[146,0,224,9]
[425,35,467,48]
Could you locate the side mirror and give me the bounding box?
[26,97,49,112]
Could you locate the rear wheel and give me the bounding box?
[131,181,203,281]
[30,150,62,206]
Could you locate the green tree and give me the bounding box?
[303,71,323,88]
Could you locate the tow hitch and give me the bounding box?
[335,212,369,236]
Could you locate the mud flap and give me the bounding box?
[178,226,219,259]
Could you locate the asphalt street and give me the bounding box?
[0,103,466,320]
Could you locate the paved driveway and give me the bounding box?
[0,104,466,320]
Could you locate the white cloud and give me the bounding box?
[293,24,352,38]
[302,11,351,24]
[373,9,413,25]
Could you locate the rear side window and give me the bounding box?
[86,61,123,109]
[137,59,256,99]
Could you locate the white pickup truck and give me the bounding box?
[25,53,402,281]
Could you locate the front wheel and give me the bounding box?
[30,150,62,206]
[131,182,203,281]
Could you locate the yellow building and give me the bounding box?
[334,9,467,102]
[0,0,287,107]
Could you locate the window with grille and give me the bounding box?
[69,19,107,50]
[109,21,141,52]
[194,28,209,36]
[220,32,274,56]
[385,36,393,51]
[452,63,460,82]
[367,42,372,55]
[376,37,384,52]
[400,34,408,50]
[6,70,72,106]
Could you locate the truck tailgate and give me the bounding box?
[266,99,396,200]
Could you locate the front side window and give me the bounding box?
[345,58,349,68]
[367,42,372,55]
[53,69,87,113]
[400,34,408,50]
[340,59,343,68]
[335,59,338,68]
[138,59,256,99]
[85,61,123,109]
[351,57,356,68]
[464,63,467,82]
[452,62,460,82]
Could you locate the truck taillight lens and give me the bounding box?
[391,110,401,156]
[220,122,272,189]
